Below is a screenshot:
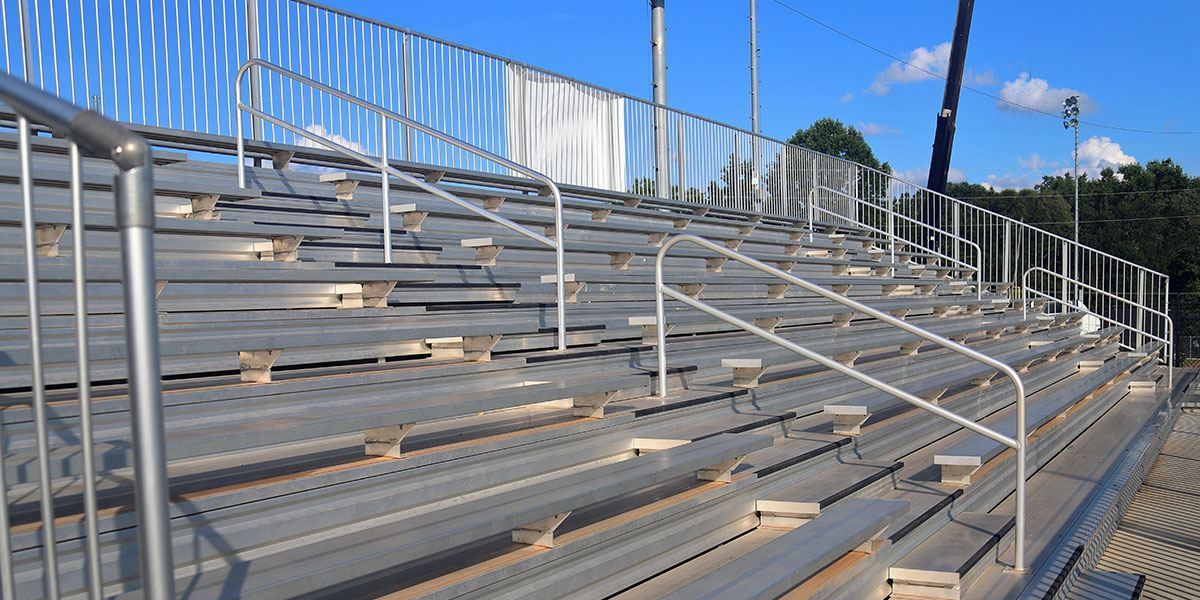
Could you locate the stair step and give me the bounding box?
[889,512,1016,599]
[756,460,901,526]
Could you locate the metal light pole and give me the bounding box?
[1062,95,1080,303]
[650,0,670,199]
[749,0,764,211]
[749,1,760,134]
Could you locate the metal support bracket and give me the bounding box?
[631,316,674,345]
[270,150,295,170]
[35,223,66,256]
[255,235,303,262]
[723,358,767,388]
[512,512,572,548]
[390,204,428,232]
[332,179,359,201]
[239,349,282,383]
[572,390,619,418]
[541,273,583,302]
[754,316,782,333]
[610,252,635,270]
[363,423,416,458]
[184,194,221,220]
[462,238,503,266]
[427,334,503,362]
[698,454,748,483]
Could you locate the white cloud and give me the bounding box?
[1049,136,1136,179]
[997,73,1095,114]
[867,43,995,95]
[868,42,951,95]
[894,166,967,186]
[978,138,1134,190]
[856,122,900,136]
[980,173,1037,191]
[964,69,998,87]
[1017,152,1058,170]
[836,93,854,104]
[1078,136,1135,170]
[290,124,374,174]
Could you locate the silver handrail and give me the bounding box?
[233,59,568,351]
[1022,267,1173,386]
[0,70,175,598]
[808,186,983,300]
[654,234,1029,571]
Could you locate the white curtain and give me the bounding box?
[505,65,627,191]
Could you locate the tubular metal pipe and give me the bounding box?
[0,67,175,600]
[70,142,104,600]
[809,186,983,300]
[18,116,61,600]
[1022,266,1174,388]
[116,158,177,600]
[246,0,262,141]
[380,118,391,263]
[650,0,669,199]
[235,59,567,350]
[654,233,1027,570]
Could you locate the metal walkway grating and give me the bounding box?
[1095,412,1200,599]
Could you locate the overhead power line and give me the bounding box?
[769,0,1200,135]
[955,187,1198,199]
[1027,214,1200,225]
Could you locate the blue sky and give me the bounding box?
[326,0,1199,189]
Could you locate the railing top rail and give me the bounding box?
[810,185,983,251]
[260,3,1159,283]
[857,166,1169,278]
[808,204,971,271]
[653,233,1029,570]
[236,59,561,198]
[239,104,554,249]
[274,3,860,157]
[1022,287,1170,346]
[0,70,148,171]
[1022,267,1171,320]
[655,234,1025,434]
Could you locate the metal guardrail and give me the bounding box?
[653,234,1030,571]
[0,70,174,599]
[233,59,569,351]
[807,185,983,300]
[1022,266,1174,386]
[0,0,1170,361]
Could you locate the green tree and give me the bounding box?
[784,118,892,203]
[946,159,1200,353]
[787,118,891,175]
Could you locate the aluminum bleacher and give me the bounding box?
[0,120,1179,600]
[0,4,1183,600]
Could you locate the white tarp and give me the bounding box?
[505,65,627,191]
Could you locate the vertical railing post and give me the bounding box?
[18,0,34,83]
[1061,241,1069,309]
[675,118,685,201]
[1003,221,1012,295]
[380,118,392,263]
[114,145,177,600]
[18,115,62,600]
[780,148,791,216]
[887,179,896,265]
[952,201,961,265]
[246,0,262,143]
[401,32,413,162]
[1137,270,1146,349]
[1165,276,1172,383]
[655,248,668,397]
